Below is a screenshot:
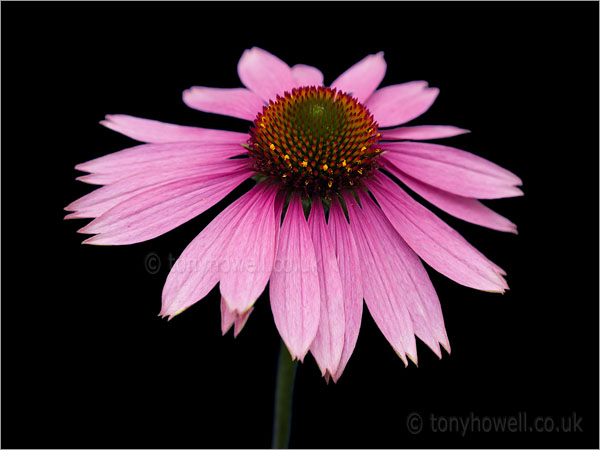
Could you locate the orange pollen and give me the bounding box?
[247,86,381,196]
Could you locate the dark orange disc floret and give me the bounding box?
[247,86,381,196]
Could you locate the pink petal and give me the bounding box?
[382,141,523,199]
[220,184,279,313]
[237,47,296,103]
[66,159,249,219]
[291,64,324,87]
[327,197,364,382]
[221,297,254,337]
[307,197,345,378]
[366,82,439,127]
[161,185,267,318]
[101,114,249,144]
[269,192,320,361]
[381,125,470,141]
[80,169,252,245]
[343,192,416,365]
[74,141,247,185]
[234,307,253,337]
[382,159,518,233]
[367,171,508,292]
[182,87,264,121]
[221,296,237,335]
[330,52,386,103]
[357,191,450,356]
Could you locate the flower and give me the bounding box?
[66,47,521,382]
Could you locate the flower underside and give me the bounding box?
[248,86,382,197]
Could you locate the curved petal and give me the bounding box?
[74,141,246,185]
[330,52,386,103]
[220,184,278,313]
[343,192,416,365]
[382,141,523,199]
[183,87,264,121]
[237,47,296,103]
[366,82,439,127]
[291,64,324,87]
[367,171,508,292]
[161,184,266,318]
[80,169,252,245]
[307,197,345,379]
[101,114,249,144]
[66,159,250,219]
[328,197,364,382]
[358,191,450,356]
[269,192,320,361]
[382,159,518,233]
[380,125,470,141]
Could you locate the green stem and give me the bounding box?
[272,341,298,449]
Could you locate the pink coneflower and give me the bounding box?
[67,47,521,382]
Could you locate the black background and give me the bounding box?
[2,2,598,449]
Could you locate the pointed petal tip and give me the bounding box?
[233,307,253,338]
[75,175,92,184]
[407,353,419,368]
[81,235,109,246]
[166,307,188,321]
[394,349,409,368]
[74,163,89,173]
[427,342,443,360]
[77,224,94,234]
[64,212,80,220]
[440,340,451,355]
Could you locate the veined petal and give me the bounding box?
[237,47,296,103]
[75,141,246,176]
[161,184,266,318]
[357,191,449,356]
[66,159,249,219]
[327,197,363,382]
[291,64,324,87]
[343,192,416,365]
[101,114,249,144]
[330,52,386,103]
[366,82,439,127]
[183,87,264,121]
[381,141,523,199]
[382,160,518,233]
[367,171,508,292]
[220,184,278,313]
[307,197,345,379]
[269,192,320,361]
[80,169,252,245]
[381,125,470,141]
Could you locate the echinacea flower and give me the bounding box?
[67,48,521,382]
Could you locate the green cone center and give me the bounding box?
[247,86,381,196]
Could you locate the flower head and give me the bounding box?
[67,47,521,382]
